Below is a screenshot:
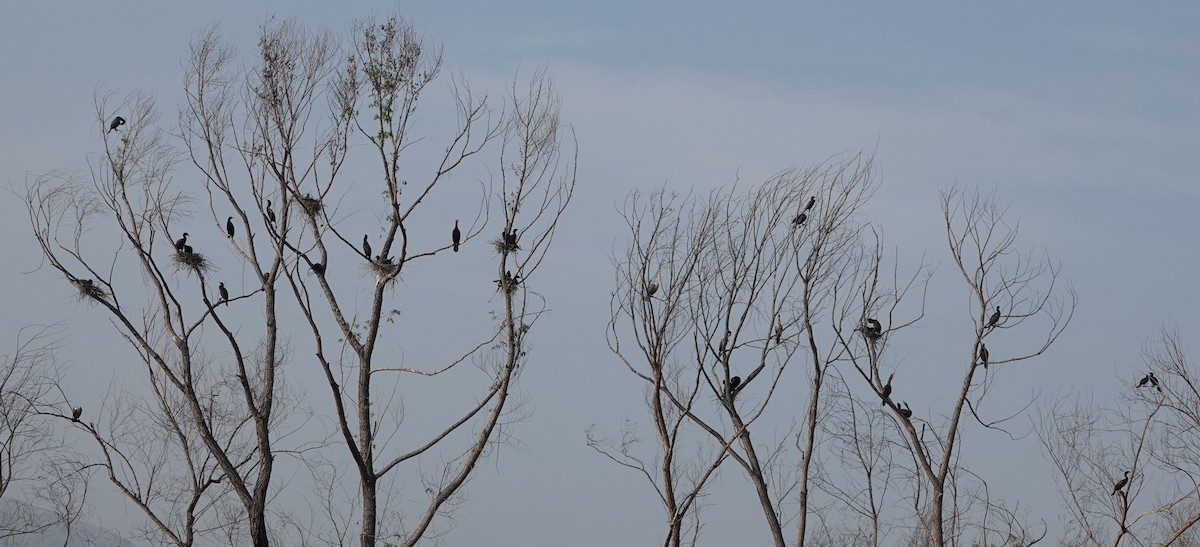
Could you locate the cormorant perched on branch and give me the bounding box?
[218,282,229,306]
[183,244,194,254]
[987,306,1001,329]
[109,116,125,133]
[867,318,882,334]
[265,201,276,224]
[226,217,235,238]
[311,262,325,275]
[881,372,894,406]
[504,229,519,248]
[899,401,912,419]
[805,196,816,211]
[644,280,658,299]
[727,376,741,399]
[1112,470,1130,496]
[774,317,783,345]
[362,235,372,258]
[452,220,461,252]
[793,212,807,226]
[174,233,189,252]
[979,343,989,369]
[71,405,82,422]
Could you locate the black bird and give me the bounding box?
[793,212,808,226]
[266,200,276,224]
[774,317,783,345]
[108,116,125,133]
[226,217,235,238]
[881,372,894,406]
[310,262,325,275]
[727,376,742,399]
[979,343,989,369]
[899,401,912,419]
[71,405,82,422]
[1112,470,1130,496]
[1136,374,1150,388]
[183,244,194,254]
[987,306,1001,329]
[867,318,882,335]
[452,220,461,252]
[175,233,189,252]
[645,280,659,299]
[805,196,816,211]
[504,229,519,247]
[218,282,229,306]
[1149,372,1161,392]
[362,235,372,258]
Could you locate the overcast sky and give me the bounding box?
[2,2,1199,545]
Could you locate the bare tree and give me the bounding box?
[1042,326,1200,546]
[602,153,899,546]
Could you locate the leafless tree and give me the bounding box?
[841,186,1073,546]
[603,153,908,546]
[1042,326,1200,546]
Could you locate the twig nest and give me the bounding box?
[174,249,209,273]
[369,256,400,277]
[298,195,322,217]
[71,278,108,302]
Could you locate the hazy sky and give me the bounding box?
[2,2,1199,545]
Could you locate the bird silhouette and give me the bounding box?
[1149,372,1161,392]
[183,244,194,255]
[793,212,808,226]
[108,116,125,133]
[452,220,461,252]
[987,306,1001,329]
[218,282,229,306]
[979,343,989,369]
[362,235,372,259]
[727,376,742,399]
[1137,374,1150,388]
[805,196,816,210]
[175,233,189,252]
[71,405,82,422]
[226,217,235,238]
[881,372,895,406]
[867,318,882,335]
[265,200,276,224]
[644,280,659,299]
[899,401,912,419]
[311,262,325,275]
[1112,470,1130,496]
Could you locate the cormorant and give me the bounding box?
[987,306,1001,329]
[1149,372,1161,392]
[362,235,372,258]
[805,196,816,211]
[108,116,125,133]
[71,405,82,422]
[218,282,229,306]
[727,375,741,399]
[504,229,519,247]
[452,220,461,252]
[899,401,912,419]
[1112,470,1130,496]
[266,201,276,224]
[774,317,783,345]
[175,233,189,252]
[1137,374,1150,388]
[183,244,194,254]
[867,318,882,335]
[645,280,659,299]
[226,217,235,238]
[793,212,808,226]
[881,372,894,406]
[979,343,989,369]
[311,262,325,275]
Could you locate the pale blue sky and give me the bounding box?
[2,2,1198,545]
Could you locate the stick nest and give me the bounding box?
[71,278,108,302]
[298,195,323,217]
[491,236,520,254]
[369,257,400,278]
[174,250,210,273]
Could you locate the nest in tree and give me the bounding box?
[71,278,108,302]
[368,256,400,278]
[174,249,210,273]
[495,271,521,294]
[297,195,323,217]
[491,231,521,254]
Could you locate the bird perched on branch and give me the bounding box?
[644,280,658,299]
[226,217,235,238]
[881,372,894,406]
[805,196,816,211]
[979,343,989,369]
[71,405,82,422]
[987,306,1001,329]
[452,220,461,252]
[109,116,125,133]
[362,235,372,259]
[1112,470,1130,496]
[265,200,276,224]
[175,233,189,252]
[899,401,912,419]
[310,262,325,275]
[218,282,229,306]
[727,376,741,400]
[793,212,808,226]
